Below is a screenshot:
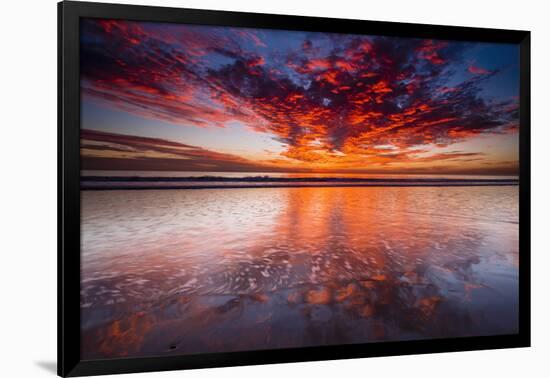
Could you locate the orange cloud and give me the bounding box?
[80,20,519,175]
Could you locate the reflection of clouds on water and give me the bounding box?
[81,186,519,358]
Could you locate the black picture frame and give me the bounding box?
[58,1,531,376]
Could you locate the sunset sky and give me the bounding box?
[80,19,519,176]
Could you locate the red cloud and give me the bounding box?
[80,20,519,174]
[247,56,265,67]
[468,65,491,74]
[416,40,447,65]
[233,29,266,47]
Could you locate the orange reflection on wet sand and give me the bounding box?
[80,186,518,359]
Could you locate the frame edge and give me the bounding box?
[59,0,83,376]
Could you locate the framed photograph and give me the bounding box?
[58,1,530,376]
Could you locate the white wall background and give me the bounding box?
[1,0,547,376]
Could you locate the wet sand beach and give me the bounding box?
[80,185,518,359]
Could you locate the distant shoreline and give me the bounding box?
[80,176,519,190]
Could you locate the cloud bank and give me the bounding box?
[80,19,519,174]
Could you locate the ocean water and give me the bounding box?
[80,186,519,359]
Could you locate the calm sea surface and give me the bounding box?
[80,186,519,359]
